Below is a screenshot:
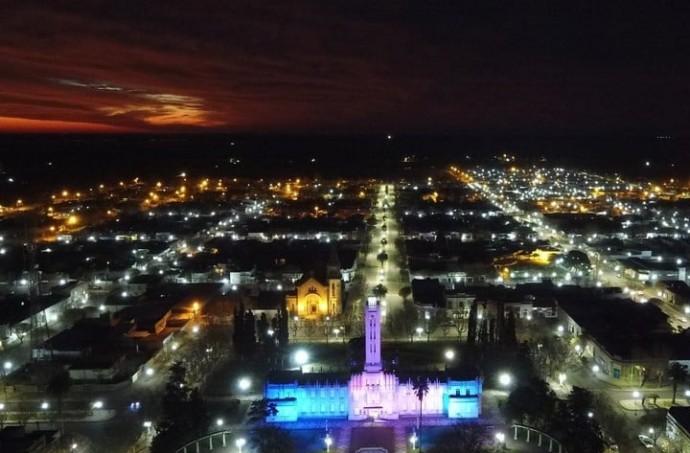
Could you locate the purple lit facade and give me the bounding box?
[265,298,482,422]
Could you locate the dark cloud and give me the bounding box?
[0,0,689,133]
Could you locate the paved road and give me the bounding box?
[362,184,409,318]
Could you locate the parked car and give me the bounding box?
[638,434,655,449]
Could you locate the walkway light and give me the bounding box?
[495,432,506,444]
[324,433,333,452]
[409,432,418,450]
[591,364,600,373]
[40,401,49,410]
[235,437,246,453]
[92,400,104,409]
[294,349,309,366]
[558,373,567,385]
[216,418,224,426]
[444,349,455,361]
[498,372,512,387]
[237,377,251,392]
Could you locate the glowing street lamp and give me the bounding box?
[216,418,224,427]
[294,349,309,367]
[495,432,506,446]
[558,373,567,386]
[235,437,246,453]
[324,433,333,452]
[444,349,455,361]
[237,377,251,392]
[92,400,104,409]
[40,401,49,410]
[591,364,600,374]
[409,431,418,451]
[498,372,512,387]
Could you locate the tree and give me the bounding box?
[428,424,490,453]
[503,310,517,346]
[398,286,412,303]
[502,378,557,430]
[151,362,209,453]
[412,377,429,431]
[372,284,388,299]
[250,426,295,453]
[257,313,270,344]
[556,387,606,453]
[669,362,688,405]
[46,369,71,434]
[248,398,279,423]
[466,301,478,346]
[277,306,289,348]
[563,250,591,274]
[376,251,388,267]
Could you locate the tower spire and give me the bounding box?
[364,296,382,372]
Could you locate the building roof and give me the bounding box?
[669,406,690,436]
[411,278,445,307]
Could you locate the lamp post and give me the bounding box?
[495,432,506,450]
[237,377,251,392]
[409,431,418,452]
[498,372,512,388]
[324,433,333,452]
[632,390,642,411]
[235,437,246,453]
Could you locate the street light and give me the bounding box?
[409,431,418,451]
[591,364,600,374]
[495,432,506,446]
[40,401,49,410]
[216,418,224,426]
[294,349,309,367]
[3,361,12,373]
[237,377,251,392]
[324,433,333,452]
[92,400,104,409]
[558,373,567,386]
[498,372,512,387]
[444,349,455,361]
[235,437,246,453]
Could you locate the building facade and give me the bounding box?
[265,297,482,422]
[285,248,342,319]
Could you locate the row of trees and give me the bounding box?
[466,300,517,348]
[232,303,289,358]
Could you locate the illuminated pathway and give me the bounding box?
[363,184,408,317]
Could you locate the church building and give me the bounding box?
[285,248,342,319]
[265,297,482,422]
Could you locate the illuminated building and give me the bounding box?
[285,248,342,319]
[265,297,482,421]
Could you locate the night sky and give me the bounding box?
[1,1,689,134]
